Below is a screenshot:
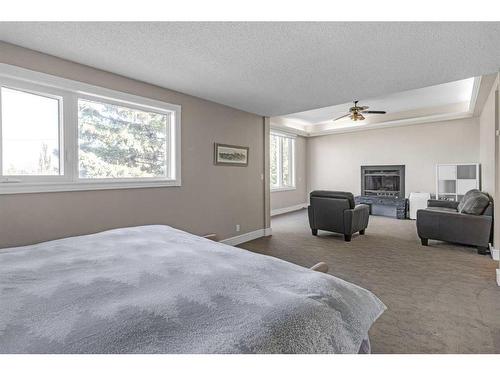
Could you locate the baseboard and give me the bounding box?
[489,244,500,261]
[220,227,272,246]
[271,203,308,217]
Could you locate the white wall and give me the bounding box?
[307,118,480,198]
[271,135,308,211]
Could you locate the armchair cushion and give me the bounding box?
[427,199,459,210]
[425,206,458,213]
[310,191,355,209]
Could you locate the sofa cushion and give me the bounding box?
[425,207,459,213]
[459,192,490,215]
[310,191,355,209]
[457,189,481,212]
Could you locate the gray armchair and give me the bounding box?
[416,190,493,254]
[308,191,370,241]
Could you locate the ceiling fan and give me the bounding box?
[333,100,387,122]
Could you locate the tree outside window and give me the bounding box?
[270,132,295,190]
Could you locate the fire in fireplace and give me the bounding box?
[361,165,405,197]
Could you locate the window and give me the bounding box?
[0,64,181,194]
[1,87,62,176]
[270,132,295,190]
[78,99,169,179]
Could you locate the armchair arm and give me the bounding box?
[344,204,370,235]
[427,199,459,210]
[307,205,316,229]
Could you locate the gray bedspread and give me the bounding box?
[0,225,385,353]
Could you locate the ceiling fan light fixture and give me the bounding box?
[350,113,365,121]
[333,100,386,123]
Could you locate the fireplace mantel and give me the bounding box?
[355,195,407,219]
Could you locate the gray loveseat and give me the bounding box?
[416,189,493,254]
[308,191,370,241]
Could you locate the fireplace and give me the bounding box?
[361,165,405,198]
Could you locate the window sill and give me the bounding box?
[0,179,182,195]
[271,186,297,193]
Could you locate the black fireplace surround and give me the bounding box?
[356,165,407,219]
[361,165,405,198]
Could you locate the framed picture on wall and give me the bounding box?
[214,143,249,166]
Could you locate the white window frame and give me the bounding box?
[270,130,296,192]
[0,64,181,194]
[0,79,67,183]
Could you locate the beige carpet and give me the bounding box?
[239,209,500,353]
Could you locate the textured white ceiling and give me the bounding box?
[280,77,475,125]
[0,22,499,116]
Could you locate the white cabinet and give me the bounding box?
[409,192,431,220]
[457,179,478,195]
[438,165,456,180]
[436,163,480,201]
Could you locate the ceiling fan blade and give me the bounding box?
[361,110,386,114]
[333,114,350,121]
[359,106,369,110]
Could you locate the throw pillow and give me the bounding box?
[457,189,481,212]
[460,193,490,215]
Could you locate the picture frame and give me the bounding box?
[214,143,249,166]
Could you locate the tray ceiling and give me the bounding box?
[0,22,499,116]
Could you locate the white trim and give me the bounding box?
[272,77,482,138]
[468,76,482,113]
[0,82,68,183]
[270,128,297,138]
[0,179,181,195]
[220,228,272,246]
[271,186,296,192]
[270,132,296,190]
[489,244,500,261]
[270,123,308,137]
[0,63,182,194]
[264,227,273,236]
[497,269,500,287]
[0,64,182,113]
[271,203,308,216]
[308,111,473,137]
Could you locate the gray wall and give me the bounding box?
[270,135,308,211]
[307,118,480,198]
[479,75,498,196]
[0,42,267,248]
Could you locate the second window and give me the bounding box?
[270,132,295,190]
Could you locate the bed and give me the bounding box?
[0,225,385,354]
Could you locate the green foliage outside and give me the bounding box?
[78,100,168,178]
